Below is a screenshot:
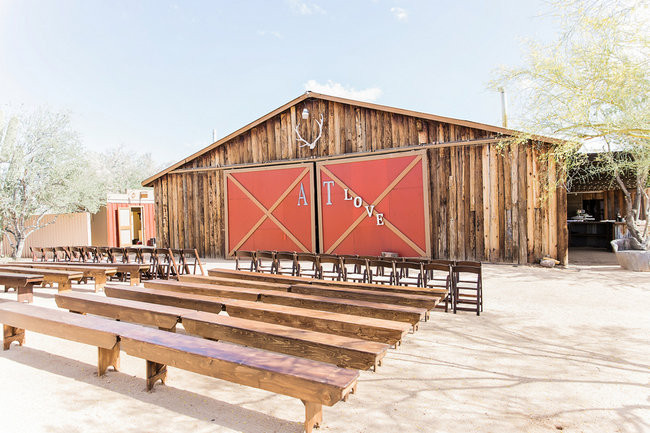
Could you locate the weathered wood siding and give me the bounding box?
[151,97,568,264]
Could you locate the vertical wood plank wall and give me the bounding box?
[151,98,568,264]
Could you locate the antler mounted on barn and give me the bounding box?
[295,113,324,150]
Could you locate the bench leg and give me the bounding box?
[94,274,107,292]
[130,273,141,286]
[146,360,167,391]
[17,284,34,303]
[3,325,25,350]
[98,342,120,376]
[301,400,322,433]
[58,280,72,292]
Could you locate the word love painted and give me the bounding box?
[322,181,384,226]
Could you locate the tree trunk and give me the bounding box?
[12,235,25,259]
[614,173,647,250]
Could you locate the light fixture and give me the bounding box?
[301,108,309,120]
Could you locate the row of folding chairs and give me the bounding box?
[30,246,204,280]
[234,250,482,315]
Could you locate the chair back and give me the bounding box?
[341,257,369,282]
[367,259,396,285]
[295,252,318,278]
[53,246,70,262]
[275,251,297,275]
[394,261,424,286]
[255,250,276,273]
[30,247,45,262]
[234,250,256,271]
[110,247,127,263]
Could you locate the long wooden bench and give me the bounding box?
[55,292,388,370]
[105,285,411,345]
[55,262,150,285]
[180,274,291,291]
[0,301,358,432]
[0,272,44,303]
[290,284,441,310]
[148,279,427,326]
[8,263,118,291]
[0,266,83,292]
[206,268,447,297]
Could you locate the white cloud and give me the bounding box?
[287,0,325,15]
[390,7,408,22]
[257,30,283,39]
[304,80,382,102]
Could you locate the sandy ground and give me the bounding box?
[0,249,648,433]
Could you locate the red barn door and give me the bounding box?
[317,151,430,257]
[225,164,315,256]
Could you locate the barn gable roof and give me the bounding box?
[142,91,539,186]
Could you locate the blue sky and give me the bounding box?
[0,0,558,165]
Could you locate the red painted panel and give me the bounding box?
[318,153,429,257]
[226,165,315,255]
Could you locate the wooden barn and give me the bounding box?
[142,92,568,265]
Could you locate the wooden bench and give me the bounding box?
[51,262,149,285]
[0,301,120,374]
[151,279,427,327]
[180,274,291,291]
[0,301,358,432]
[8,263,118,291]
[207,268,447,297]
[0,272,44,303]
[55,292,388,370]
[290,284,441,310]
[0,266,83,292]
[105,285,411,345]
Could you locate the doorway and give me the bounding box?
[117,206,144,246]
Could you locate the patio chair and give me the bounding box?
[423,262,453,312]
[394,261,424,287]
[295,252,319,278]
[30,247,45,262]
[110,247,127,264]
[451,264,483,315]
[341,257,369,283]
[318,254,343,281]
[367,259,396,285]
[234,250,256,272]
[255,250,276,274]
[275,251,297,275]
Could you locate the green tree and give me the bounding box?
[493,0,650,249]
[0,109,103,258]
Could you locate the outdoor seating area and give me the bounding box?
[0,258,448,431]
[234,250,483,315]
[29,246,205,280]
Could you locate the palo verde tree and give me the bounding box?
[493,0,650,249]
[0,109,102,258]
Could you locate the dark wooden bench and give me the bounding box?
[8,263,118,291]
[290,284,441,310]
[105,285,411,345]
[180,274,291,291]
[152,279,426,327]
[55,292,388,370]
[207,268,447,297]
[0,301,358,432]
[0,266,83,292]
[0,272,44,303]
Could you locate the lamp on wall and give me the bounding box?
[302,108,309,120]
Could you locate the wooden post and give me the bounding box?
[94,274,107,292]
[3,325,25,350]
[97,342,120,376]
[17,284,34,303]
[146,360,167,391]
[302,400,323,433]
